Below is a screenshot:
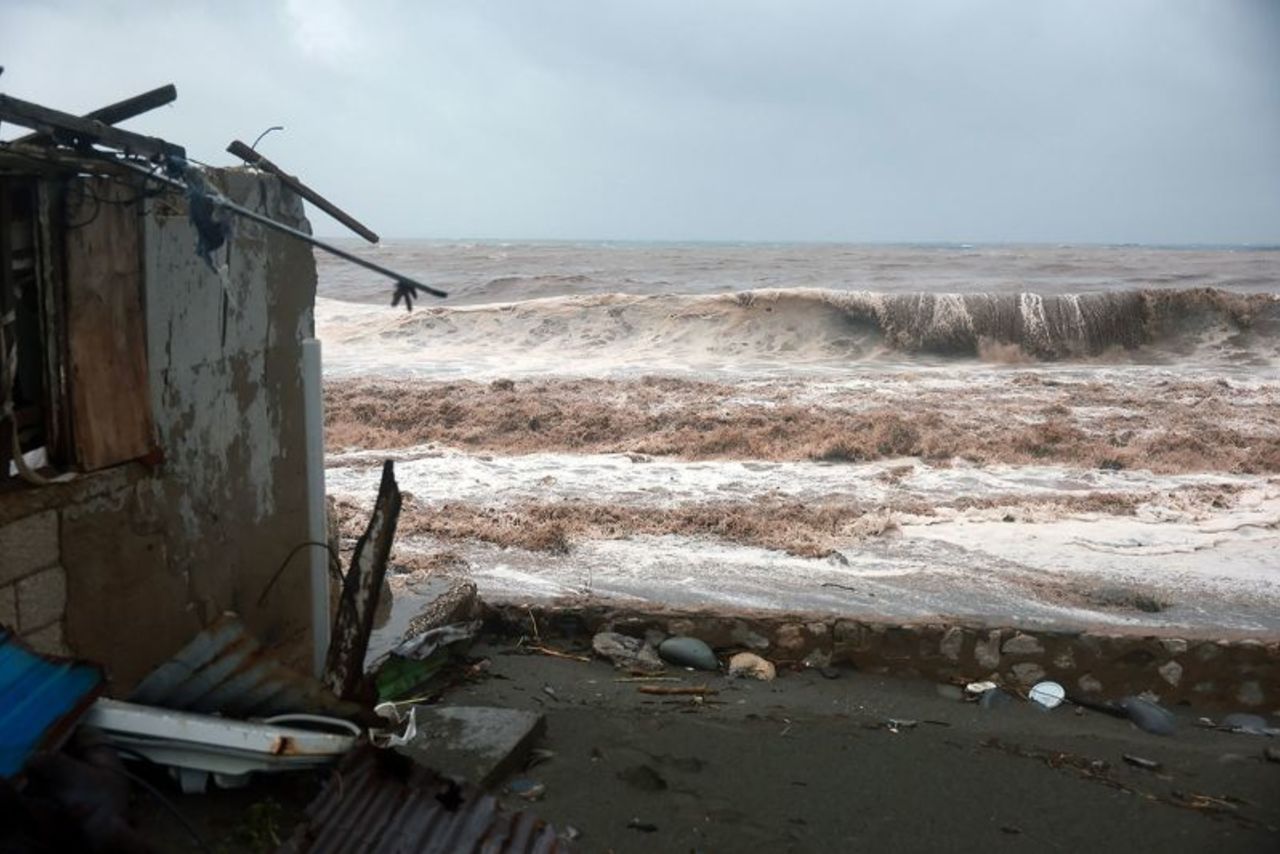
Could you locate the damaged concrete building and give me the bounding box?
[1,153,328,691]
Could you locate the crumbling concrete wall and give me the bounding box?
[0,170,318,691]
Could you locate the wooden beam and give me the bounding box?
[324,460,402,700]
[12,84,177,146]
[226,139,380,243]
[0,93,183,160]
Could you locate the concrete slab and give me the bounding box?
[396,705,545,788]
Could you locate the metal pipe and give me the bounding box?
[106,156,447,302]
[302,338,330,677]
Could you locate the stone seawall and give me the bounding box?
[483,602,1279,710]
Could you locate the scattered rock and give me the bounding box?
[592,632,664,673]
[1221,713,1269,735]
[1157,660,1183,687]
[1265,746,1280,764]
[1235,680,1264,708]
[658,636,719,671]
[728,652,776,681]
[1001,634,1044,656]
[939,626,965,661]
[626,819,658,833]
[1119,696,1176,736]
[618,765,667,792]
[801,648,832,670]
[1010,662,1046,685]
[818,666,841,680]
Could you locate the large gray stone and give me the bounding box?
[658,636,719,671]
[398,706,546,788]
[1001,633,1044,656]
[592,631,664,673]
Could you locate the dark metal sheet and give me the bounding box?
[129,614,364,721]
[280,748,569,853]
[0,629,104,778]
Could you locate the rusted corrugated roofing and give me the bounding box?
[280,748,569,854]
[129,614,365,721]
[0,629,104,778]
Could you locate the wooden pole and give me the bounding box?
[12,85,177,146]
[227,139,380,244]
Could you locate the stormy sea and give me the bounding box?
[316,242,1280,636]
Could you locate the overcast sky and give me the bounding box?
[3,1,1279,243]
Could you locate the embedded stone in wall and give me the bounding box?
[1052,647,1075,670]
[1001,633,1044,656]
[974,630,1002,670]
[731,621,771,651]
[774,623,806,654]
[0,511,58,586]
[1236,681,1264,708]
[1157,660,1183,687]
[16,565,67,632]
[1010,662,1046,685]
[1158,638,1188,656]
[23,620,68,657]
[1193,642,1222,662]
[1077,673,1103,693]
[880,627,915,661]
[939,626,965,661]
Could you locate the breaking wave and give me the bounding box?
[322,287,1280,368]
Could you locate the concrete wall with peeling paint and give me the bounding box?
[0,169,318,691]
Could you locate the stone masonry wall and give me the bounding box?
[0,509,67,654]
[486,603,1280,711]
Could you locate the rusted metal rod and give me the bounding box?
[227,139,380,244]
[104,155,446,303]
[12,84,177,146]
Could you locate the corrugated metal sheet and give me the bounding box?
[0,629,104,778]
[129,614,365,721]
[280,748,569,854]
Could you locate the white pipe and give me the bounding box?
[301,338,329,676]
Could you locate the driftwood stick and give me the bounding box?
[637,684,718,696]
[323,459,401,699]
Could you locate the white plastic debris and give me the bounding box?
[965,680,999,695]
[1028,681,1066,709]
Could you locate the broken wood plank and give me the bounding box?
[63,177,154,471]
[324,460,402,700]
[0,93,183,160]
[12,85,177,146]
[226,140,380,243]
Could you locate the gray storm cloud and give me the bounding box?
[3,0,1278,243]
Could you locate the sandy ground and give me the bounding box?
[450,640,1280,852]
[131,635,1280,852]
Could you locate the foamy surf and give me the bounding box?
[316,241,1280,633]
[318,287,1280,378]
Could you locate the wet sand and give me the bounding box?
[450,641,1280,852]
